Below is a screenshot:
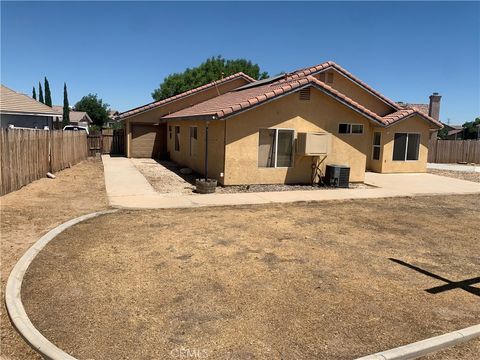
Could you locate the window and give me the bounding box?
[338,123,363,134]
[169,125,172,139]
[393,133,420,161]
[258,128,294,168]
[174,126,180,152]
[372,132,381,160]
[189,126,197,156]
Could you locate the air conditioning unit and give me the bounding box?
[325,164,350,188]
[296,132,330,156]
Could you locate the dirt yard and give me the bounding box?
[0,159,108,359]
[428,169,480,183]
[21,195,479,359]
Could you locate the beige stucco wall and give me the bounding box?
[166,119,225,183]
[314,70,394,117]
[124,77,249,158]
[378,115,432,173]
[223,88,374,185]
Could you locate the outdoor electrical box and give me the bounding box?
[296,132,331,156]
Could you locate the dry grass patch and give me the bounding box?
[1,159,107,359]
[22,195,480,359]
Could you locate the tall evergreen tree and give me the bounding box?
[38,82,44,103]
[44,77,52,107]
[32,86,37,100]
[63,83,70,126]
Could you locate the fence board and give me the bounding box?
[428,139,480,164]
[87,128,124,156]
[0,129,88,196]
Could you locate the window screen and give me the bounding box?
[189,127,198,156]
[393,133,420,161]
[258,129,294,167]
[258,129,276,167]
[372,132,381,160]
[351,124,363,134]
[174,126,180,151]
[338,123,350,134]
[393,133,407,160]
[406,133,420,160]
[276,130,294,167]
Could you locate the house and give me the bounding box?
[0,84,60,129]
[118,61,443,185]
[442,124,465,140]
[52,106,93,128]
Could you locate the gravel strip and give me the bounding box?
[428,169,480,183]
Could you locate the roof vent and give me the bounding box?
[299,88,311,101]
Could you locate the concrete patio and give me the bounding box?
[102,155,480,209]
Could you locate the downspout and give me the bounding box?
[204,121,209,180]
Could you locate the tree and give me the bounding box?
[38,82,44,103]
[44,77,52,107]
[63,83,70,126]
[74,94,109,127]
[151,56,269,101]
[462,117,480,139]
[32,86,37,100]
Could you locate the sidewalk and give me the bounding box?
[102,156,480,210]
[428,163,480,173]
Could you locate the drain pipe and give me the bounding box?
[205,121,209,180]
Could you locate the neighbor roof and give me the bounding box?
[117,72,255,120]
[52,105,92,123]
[0,85,60,116]
[163,74,442,128]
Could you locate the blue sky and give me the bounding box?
[2,1,479,123]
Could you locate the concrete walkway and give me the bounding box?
[428,163,480,173]
[102,156,480,210]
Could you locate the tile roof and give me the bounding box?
[397,102,430,116]
[0,85,60,116]
[286,61,401,110]
[117,72,255,120]
[52,105,92,123]
[163,74,442,128]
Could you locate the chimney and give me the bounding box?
[428,92,441,120]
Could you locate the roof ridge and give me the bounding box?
[117,72,255,119]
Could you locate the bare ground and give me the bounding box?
[21,195,480,359]
[428,169,480,183]
[0,159,107,360]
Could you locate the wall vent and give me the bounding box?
[299,88,311,101]
[318,72,326,82]
[326,72,334,84]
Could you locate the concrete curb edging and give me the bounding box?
[5,209,117,360]
[356,324,480,360]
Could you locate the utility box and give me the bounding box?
[296,132,330,156]
[325,164,350,188]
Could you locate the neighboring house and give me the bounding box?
[52,106,92,127]
[442,124,465,140]
[0,84,60,129]
[118,61,443,185]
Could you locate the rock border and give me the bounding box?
[356,323,480,360]
[5,210,117,360]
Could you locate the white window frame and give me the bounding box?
[372,131,381,161]
[258,127,296,168]
[338,123,364,135]
[392,132,421,162]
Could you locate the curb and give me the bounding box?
[356,324,480,360]
[5,209,117,360]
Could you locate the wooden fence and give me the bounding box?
[428,139,480,164]
[0,129,88,196]
[87,129,124,156]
